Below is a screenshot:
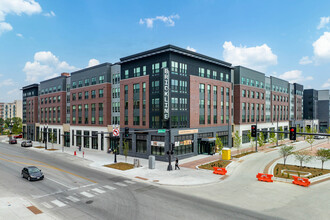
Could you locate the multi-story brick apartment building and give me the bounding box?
[22,84,39,140]
[119,45,233,160]
[233,66,292,143]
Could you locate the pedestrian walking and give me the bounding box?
[175,157,180,170]
[79,145,82,151]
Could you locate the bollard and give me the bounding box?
[74,151,76,156]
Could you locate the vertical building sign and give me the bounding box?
[163,67,170,120]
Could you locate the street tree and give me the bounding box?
[123,139,129,162]
[11,117,22,134]
[49,132,55,149]
[278,126,284,144]
[233,131,242,154]
[316,149,330,170]
[247,130,255,150]
[306,127,315,151]
[279,145,295,166]
[215,135,224,157]
[294,150,312,168]
[269,131,277,147]
[258,132,265,149]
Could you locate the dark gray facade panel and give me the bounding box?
[39,76,67,92]
[71,63,112,84]
[233,66,265,85]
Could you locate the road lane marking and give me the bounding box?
[68,183,97,191]
[80,192,94,198]
[46,177,75,189]
[66,196,80,202]
[92,188,106,194]
[51,200,66,207]
[114,182,127,187]
[103,185,116,190]
[41,202,53,209]
[31,190,64,199]
[124,180,136,184]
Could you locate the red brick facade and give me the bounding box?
[39,91,66,125]
[70,83,111,127]
[190,75,232,128]
[26,96,38,123]
[120,75,149,129]
[294,95,303,120]
[271,91,290,122]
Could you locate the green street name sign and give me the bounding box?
[158,129,166,133]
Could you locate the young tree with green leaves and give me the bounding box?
[247,130,255,150]
[215,135,224,157]
[279,145,295,166]
[49,132,55,149]
[278,126,284,143]
[269,131,277,147]
[233,131,242,154]
[306,127,315,151]
[294,150,312,168]
[258,132,265,149]
[316,149,330,170]
[123,139,129,162]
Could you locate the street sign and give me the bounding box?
[158,129,166,133]
[113,129,119,137]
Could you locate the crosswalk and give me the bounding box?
[38,180,136,209]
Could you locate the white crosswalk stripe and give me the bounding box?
[41,202,53,209]
[80,191,94,198]
[51,199,66,207]
[114,182,127,187]
[92,188,106,194]
[124,180,136,184]
[103,185,116,190]
[66,196,80,202]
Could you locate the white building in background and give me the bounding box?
[0,100,22,120]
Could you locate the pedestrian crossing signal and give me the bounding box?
[290,127,296,140]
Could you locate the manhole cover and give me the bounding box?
[86,200,93,204]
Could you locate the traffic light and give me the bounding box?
[124,127,129,137]
[290,127,296,140]
[251,125,257,137]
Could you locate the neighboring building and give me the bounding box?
[303,89,318,120]
[120,45,233,160]
[233,66,290,143]
[0,100,23,120]
[317,90,330,132]
[22,84,39,140]
[289,83,304,129]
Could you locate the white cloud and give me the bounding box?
[313,32,330,62]
[222,41,277,72]
[0,22,12,35]
[139,14,179,28]
[23,51,76,83]
[0,0,42,35]
[299,56,312,65]
[322,79,330,88]
[43,10,55,17]
[0,78,15,87]
[16,33,23,38]
[88,58,100,67]
[317,16,330,30]
[279,70,313,83]
[186,46,196,52]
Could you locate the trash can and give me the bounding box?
[222,148,231,160]
[149,155,155,169]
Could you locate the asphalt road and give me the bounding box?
[0,142,278,220]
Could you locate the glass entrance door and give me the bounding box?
[198,141,215,155]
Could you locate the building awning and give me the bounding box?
[201,137,216,142]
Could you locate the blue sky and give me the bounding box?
[1,0,330,102]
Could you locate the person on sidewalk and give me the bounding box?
[175,157,180,170]
[79,145,82,151]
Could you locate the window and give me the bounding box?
[58,96,61,102]
[152,63,160,74]
[91,104,96,124]
[220,72,224,81]
[171,79,178,92]
[124,85,128,95]
[99,75,105,83]
[179,63,187,76]
[225,74,229,82]
[99,89,104,98]
[241,77,245,85]
[124,70,129,79]
[242,90,246,97]
[78,92,82,100]
[206,69,211,78]
[92,77,96,85]
[85,79,90,86]
[133,116,140,125]
[78,80,83,88]
[152,81,160,93]
[91,90,96,98]
[85,91,89,99]
[72,82,76,89]
[199,68,205,77]
[152,98,160,111]
[171,97,178,110]
[171,61,178,74]
[251,91,254,99]
[199,84,205,93]
[213,71,217,79]
[84,104,88,124]
[162,61,167,68]
[143,66,146,75]
[134,67,140,77]
[133,84,140,94]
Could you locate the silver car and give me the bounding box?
[21,140,33,147]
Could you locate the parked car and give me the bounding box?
[14,134,23,139]
[21,166,44,181]
[314,135,325,139]
[9,139,17,144]
[21,140,33,147]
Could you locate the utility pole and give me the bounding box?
[276,115,279,147]
[255,118,258,152]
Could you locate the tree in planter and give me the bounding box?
[269,131,277,147]
[305,127,315,151]
[215,135,224,158]
[48,132,55,149]
[247,130,255,151]
[278,126,284,144]
[123,139,129,163]
[258,132,265,149]
[293,150,312,168]
[316,149,330,170]
[279,145,295,166]
[233,131,242,154]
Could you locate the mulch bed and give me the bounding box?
[274,163,330,179]
[46,149,58,151]
[232,151,256,158]
[198,160,231,170]
[103,162,134,171]
[34,146,45,149]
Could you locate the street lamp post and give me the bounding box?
[44,125,48,150]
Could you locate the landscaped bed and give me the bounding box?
[273,163,330,179]
[104,162,134,171]
[34,146,44,149]
[232,151,256,158]
[198,160,231,170]
[46,149,58,151]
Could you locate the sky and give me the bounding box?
[1,0,330,102]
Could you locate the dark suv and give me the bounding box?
[9,139,17,144]
[21,166,44,181]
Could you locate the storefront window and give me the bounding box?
[174,135,193,155]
